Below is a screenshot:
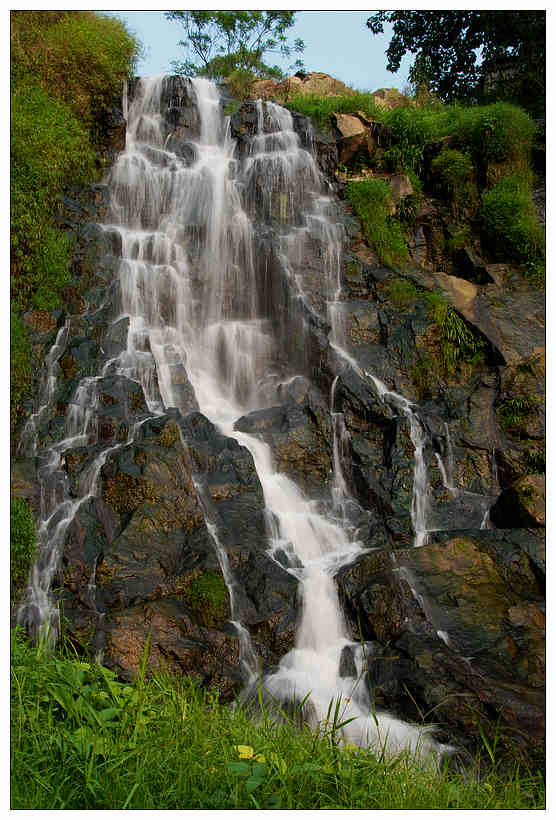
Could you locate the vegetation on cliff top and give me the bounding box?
[288,90,543,284]
[11,628,544,810]
[10,11,140,435]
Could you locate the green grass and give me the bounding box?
[286,90,383,134]
[345,179,409,268]
[10,628,545,810]
[10,500,36,608]
[480,174,545,285]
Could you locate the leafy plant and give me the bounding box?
[385,278,420,308]
[10,11,139,436]
[10,627,545,810]
[425,292,484,367]
[367,11,545,116]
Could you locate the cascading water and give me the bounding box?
[19,74,455,759]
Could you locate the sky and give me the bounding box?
[105,10,413,93]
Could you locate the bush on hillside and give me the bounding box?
[345,179,409,268]
[11,11,140,128]
[431,149,476,217]
[481,174,544,283]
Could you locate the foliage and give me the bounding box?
[11,499,36,607]
[385,278,420,309]
[367,11,545,115]
[225,68,258,101]
[11,11,140,127]
[424,292,485,369]
[10,11,139,435]
[285,91,380,134]
[10,628,545,810]
[496,396,538,437]
[431,149,475,217]
[480,175,544,281]
[345,180,409,269]
[522,449,545,475]
[166,11,304,80]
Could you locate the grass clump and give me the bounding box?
[345,179,409,268]
[11,499,36,607]
[385,278,421,309]
[425,292,485,369]
[480,174,544,285]
[496,396,539,437]
[286,90,382,134]
[10,627,545,810]
[431,149,476,218]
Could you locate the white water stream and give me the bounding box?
[19,75,453,759]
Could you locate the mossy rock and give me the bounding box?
[183,570,230,627]
[159,420,180,448]
[102,472,159,515]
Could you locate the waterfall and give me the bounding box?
[18,75,452,760]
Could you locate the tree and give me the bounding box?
[166,11,304,80]
[367,11,545,114]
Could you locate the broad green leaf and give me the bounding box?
[226,761,251,775]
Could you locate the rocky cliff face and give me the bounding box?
[13,75,544,760]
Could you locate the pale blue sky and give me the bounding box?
[105,10,412,93]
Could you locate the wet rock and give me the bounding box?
[453,246,494,285]
[234,401,332,497]
[490,474,545,528]
[337,532,545,749]
[103,596,243,698]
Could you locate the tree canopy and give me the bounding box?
[166,11,304,80]
[367,11,545,115]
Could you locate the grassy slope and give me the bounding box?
[10,629,545,810]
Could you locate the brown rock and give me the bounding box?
[370,88,411,110]
[333,112,367,165]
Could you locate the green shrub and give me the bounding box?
[431,149,475,216]
[11,498,36,606]
[345,179,409,268]
[454,102,535,170]
[497,396,538,436]
[11,11,140,127]
[10,12,140,436]
[481,174,544,281]
[225,68,256,100]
